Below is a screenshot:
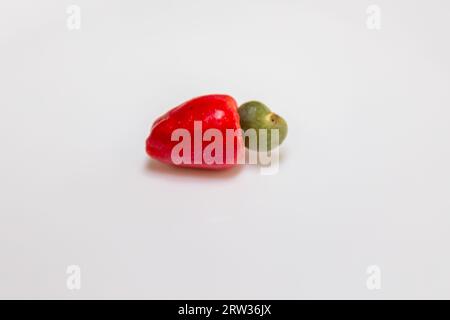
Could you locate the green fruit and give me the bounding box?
[238,101,288,151]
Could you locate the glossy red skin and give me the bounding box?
[146,94,243,169]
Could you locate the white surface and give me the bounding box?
[1,0,450,299]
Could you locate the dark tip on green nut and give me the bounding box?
[238,101,288,151]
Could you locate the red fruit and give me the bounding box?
[146,94,243,169]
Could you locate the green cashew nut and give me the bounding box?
[238,101,288,151]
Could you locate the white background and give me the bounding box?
[1,0,450,299]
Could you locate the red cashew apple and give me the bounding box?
[146,94,243,169]
[145,94,288,169]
